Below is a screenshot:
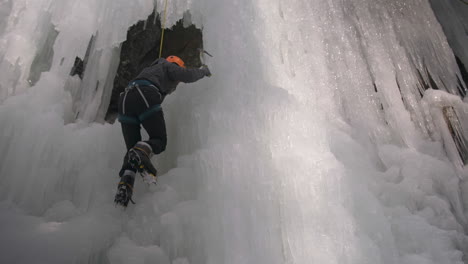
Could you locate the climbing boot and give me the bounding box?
[128,141,158,177]
[114,170,136,207]
[141,170,158,185]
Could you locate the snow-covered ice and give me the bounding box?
[0,0,468,263]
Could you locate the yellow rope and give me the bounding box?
[159,0,169,58]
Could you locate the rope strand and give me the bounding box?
[159,0,169,58]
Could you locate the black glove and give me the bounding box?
[201,65,211,77]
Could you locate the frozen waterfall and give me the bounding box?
[0,0,468,263]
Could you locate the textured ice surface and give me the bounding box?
[429,0,468,70]
[0,0,468,264]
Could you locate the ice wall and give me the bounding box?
[429,0,468,75]
[1,0,468,264]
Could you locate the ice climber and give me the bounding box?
[114,55,211,207]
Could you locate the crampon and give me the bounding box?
[114,182,135,208]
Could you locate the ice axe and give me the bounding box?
[198,48,213,66]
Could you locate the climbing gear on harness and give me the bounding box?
[114,170,136,207]
[129,79,156,87]
[128,141,158,177]
[122,81,160,112]
[123,81,162,112]
[118,80,163,124]
[167,56,185,68]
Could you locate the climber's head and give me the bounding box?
[166,55,185,68]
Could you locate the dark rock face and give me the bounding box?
[427,0,468,99]
[455,56,468,98]
[70,35,95,80]
[105,11,203,123]
[443,106,468,165]
[426,1,468,165]
[70,57,84,79]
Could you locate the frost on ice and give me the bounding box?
[0,0,468,264]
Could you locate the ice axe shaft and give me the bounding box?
[201,49,213,57]
[198,48,213,65]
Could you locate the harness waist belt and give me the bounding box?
[120,79,163,121]
[129,80,156,87]
[118,104,162,124]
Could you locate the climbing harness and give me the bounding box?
[159,0,169,58]
[119,80,163,124]
[135,85,149,108]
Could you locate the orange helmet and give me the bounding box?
[166,55,185,68]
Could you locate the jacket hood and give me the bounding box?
[150,58,166,66]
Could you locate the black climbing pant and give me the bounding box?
[118,83,167,174]
[120,110,167,153]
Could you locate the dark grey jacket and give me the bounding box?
[133,58,206,96]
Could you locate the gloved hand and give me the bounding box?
[201,65,211,77]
